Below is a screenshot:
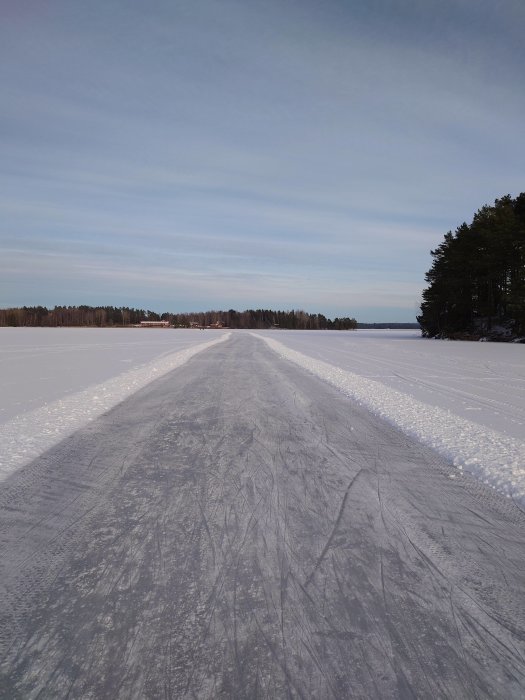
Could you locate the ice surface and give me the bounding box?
[255,331,525,505]
[0,328,229,423]
[0,329,229,481]
[3,333,524,697]
[255,330,525,439]
[1,327,524,502]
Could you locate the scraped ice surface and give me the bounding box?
[2,328,524,502]
[255,329,525,440]
[256,333,525,505]
[0,328,229,423]
[0,330,229,481]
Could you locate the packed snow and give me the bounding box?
[0,328,229,481]
[254,330,525,505]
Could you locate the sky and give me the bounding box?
[1,0,524,322]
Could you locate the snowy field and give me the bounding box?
[0,328,229,479]
[255,330,525,504]
[1,327,524,503]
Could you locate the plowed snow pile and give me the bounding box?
[0,329,229,481]
[256,331,525,505]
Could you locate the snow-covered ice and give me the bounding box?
[255,330,525,439]
[0,328,229,481]
[0,328,230,423]
[3,332,524,698]
[1,327,524,503]
[255,330,525,505]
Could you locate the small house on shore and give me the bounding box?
[134,321,171,328]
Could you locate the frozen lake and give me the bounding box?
[256,329,525,440]
[0,328,524,501]
[0,328,229,479]
[0,327,227,423]
[1,332,524,698]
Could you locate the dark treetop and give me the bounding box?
[418,193,525,340]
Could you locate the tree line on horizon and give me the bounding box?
[0,305,357,331]
[418,193,525,340]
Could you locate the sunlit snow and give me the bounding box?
[255,330,525,505]
[1,328,524,504]
[0,328,229,481]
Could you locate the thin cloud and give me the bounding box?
[1,0,524,321]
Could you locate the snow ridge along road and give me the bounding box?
[0,331,230,482]
[255,333,525,506]
[0,334,524,699]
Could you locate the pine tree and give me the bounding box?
[418,194,525,339]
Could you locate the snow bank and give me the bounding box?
[0,332,230,482]
[257,334,525,505]
[255,329,525,440]
[0,327,228,423]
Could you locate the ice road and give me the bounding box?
[0,334,524,699]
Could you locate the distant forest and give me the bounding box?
[418,193,525,340]
[0,306,357,331]
[356,323,420,329]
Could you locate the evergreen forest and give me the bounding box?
[0,305,357,331]
[418,193,525,340]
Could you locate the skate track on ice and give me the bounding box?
[0,334,524,698]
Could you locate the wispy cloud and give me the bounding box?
[1,0,524,320]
